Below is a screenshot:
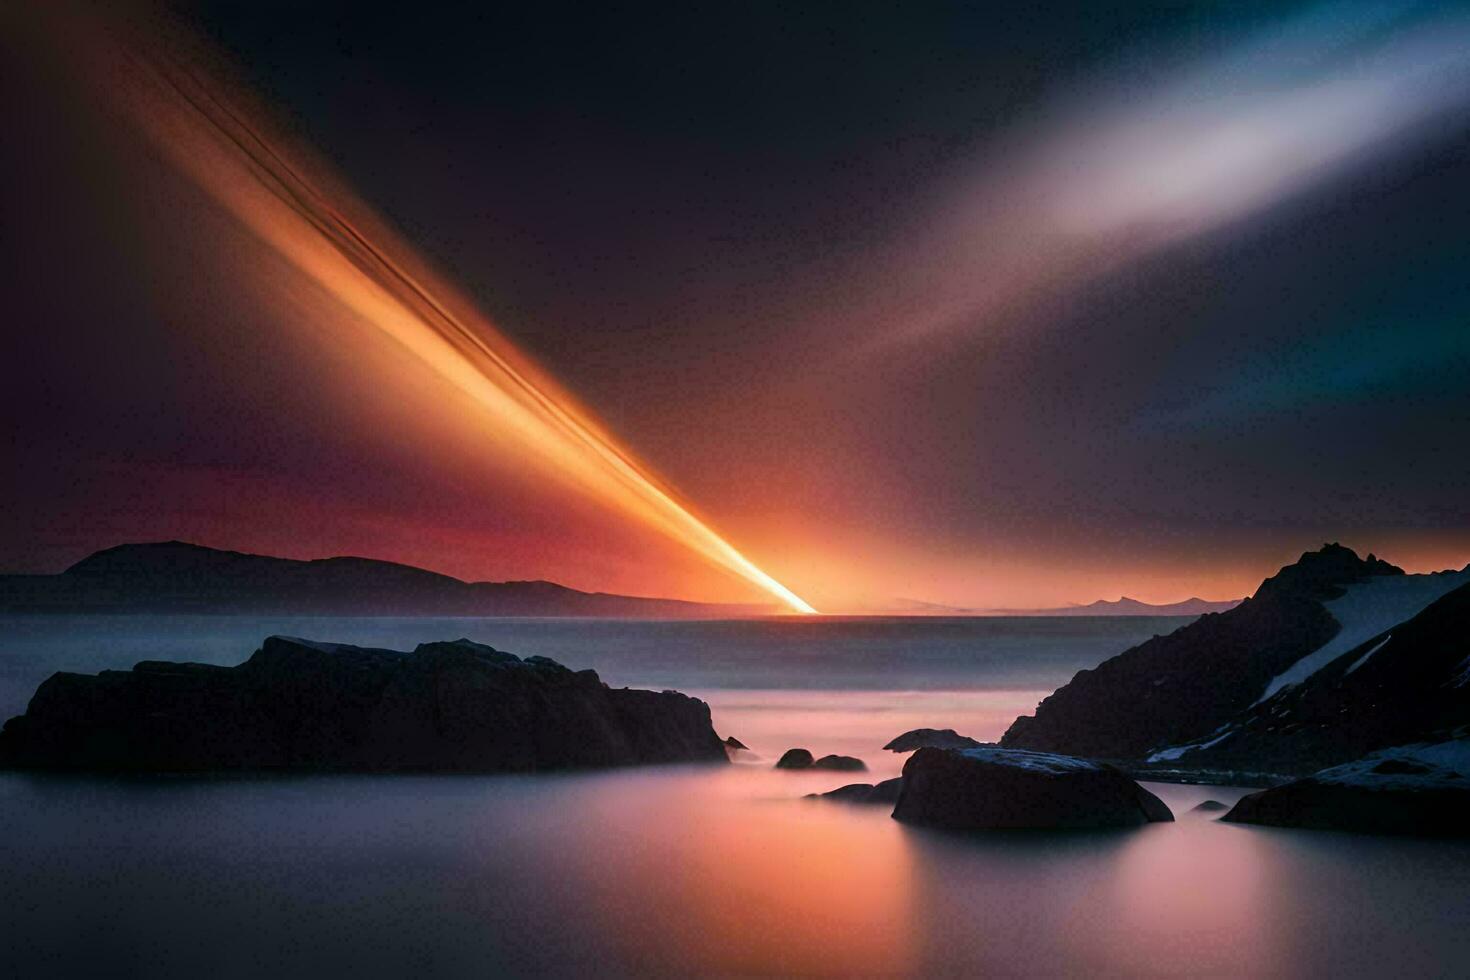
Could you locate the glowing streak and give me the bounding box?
[89,18,815,613]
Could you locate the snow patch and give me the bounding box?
[1255,568,1470,704]
[1454,656,1470,688]
[1344,634,1392,675]
[957,747,1100,774]
[1313,739,1470,789]
[1146,728,1235,763]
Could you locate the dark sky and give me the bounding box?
[2,2,1468,607]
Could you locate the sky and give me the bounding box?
[2,1,1468,610]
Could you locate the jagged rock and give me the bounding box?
[1191,800,1230,813]
[775,748,814,769]
[812,754,866,771]
[724,736,748,750]
[1002,545,1470,773]
[892,747,1174,830]
[1222,744,1470,836]
[0,636,728,773]
[883,728,983,752]
[1139,582,1470,776]
[811,777,904,804]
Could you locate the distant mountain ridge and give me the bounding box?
[870,596,1241,616]
[1001,543,1470,776]
[994,596,1242,617]
[0,542,768,618]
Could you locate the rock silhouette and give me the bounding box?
[776,748,815,769]
[883,728,984,752]
[0,636,728,773]
[812,777,905,804]
[892,746,1173,830]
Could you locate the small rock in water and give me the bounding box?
[812,754,867,771]
[724,736,749,751]
[776,748,815,769]
[1191,800,1230,813]
[892,746,1174,830]
[815,782,882,803]
[812,777,905,805]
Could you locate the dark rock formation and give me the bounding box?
[775,748,815,769]
[0,636,728,773]
[1002,545,1469,772]
[883,728,984,752]
[892,747,1174,831]
[1190,800,1229,813]
[771,750,865,773]
[811,777,904,804]
[1222,746,1470,836]
[724,736,748,750]
[1142,582,1470,776]
[0,541,760,617]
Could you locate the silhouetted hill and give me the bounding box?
[0,542,766,618]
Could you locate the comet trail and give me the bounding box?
[85,15,815,614]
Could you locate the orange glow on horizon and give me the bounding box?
[77,12,816,614]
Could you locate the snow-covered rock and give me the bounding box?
[1223,740,1470,836]
[1004,544,1470,778]
[1255,567,1470,703]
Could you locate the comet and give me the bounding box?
[70,10,816,614]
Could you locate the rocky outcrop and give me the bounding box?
[1139,582,1470,776]
[883,728,984,752]
[1222,743,1470,836]
[1002,545,1470,772]
[892,747,1173,830]
[724,736,748,750]
[0,636,728,773]
[811,777,904,804]
[776,748,815,769]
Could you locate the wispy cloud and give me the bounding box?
[870,3,1470,348]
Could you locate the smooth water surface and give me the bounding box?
[0,613,1187,718]
[2,615,1468,977]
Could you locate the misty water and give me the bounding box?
[2,615,1468,976]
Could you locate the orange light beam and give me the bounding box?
[91,17,816,614]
